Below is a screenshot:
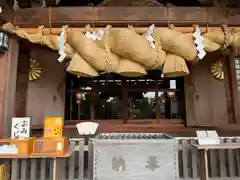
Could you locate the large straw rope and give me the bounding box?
[2,22,239,77]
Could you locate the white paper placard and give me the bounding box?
[206,131,220,145]
[0,144,18,154]
[170,80,176,89]
[11,117,30,139]
[76,122,99,135]
[196,130,220,145]
[196,131,208,145]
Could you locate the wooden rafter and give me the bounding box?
[9,0,240,8]
[97,0,164,6]
[15,26,240,35]
[13,0,60,8]
[4,6,239,27]
[0,0,15,23]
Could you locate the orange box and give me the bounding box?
[32,137,69,156]
[44,117,64,137]
[0,138,35,157]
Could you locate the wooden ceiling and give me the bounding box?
[4,0,240,9]
[0,0,239,28]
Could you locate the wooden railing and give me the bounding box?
[6,137,240,180]
[178,137,240,179]
[9,139,85,180]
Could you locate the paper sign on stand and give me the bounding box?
[76,122,99,135]
[11,117,30,139]
[196,130,220,145]
[207,131,220,144]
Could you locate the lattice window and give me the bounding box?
[234,57,240,89]
[65,72,186,121]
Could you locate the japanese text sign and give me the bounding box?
[11,117,30,139]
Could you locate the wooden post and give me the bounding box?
[52,158,57,180]
[199,150,209,180]
[0,36,19,180]
[0,163,8,180]
[15,40,30,117]
[0,36,19,137]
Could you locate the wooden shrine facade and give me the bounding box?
[1,1,240,136]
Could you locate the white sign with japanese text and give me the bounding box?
[196,130,220,145]
[11,117,30,139]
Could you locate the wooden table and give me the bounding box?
[191,143,240,180]
[0,152,73,180]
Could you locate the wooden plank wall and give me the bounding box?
[184,52,229,127]
[7,137,240,180]
[0,37,19,137]
[15,40,30,117]
[26,45,65,126]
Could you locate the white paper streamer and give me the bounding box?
[59,31,64,54]
[58,28,66,62]
[145,24,156,49]
[193,25,206,59]
[85,30,105,41]
[13,0,20,10]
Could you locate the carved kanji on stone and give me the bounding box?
[112,156,126,172]
[145,156,159,171]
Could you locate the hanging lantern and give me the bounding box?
[0,29,8,52]
[76,92,82,104]
[76,92,82,99]
[167,91,175,98]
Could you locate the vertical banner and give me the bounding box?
[44,117,64,137]
[11,117,30,139]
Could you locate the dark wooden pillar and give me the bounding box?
[15,40,30,117]
[0,37,19,137]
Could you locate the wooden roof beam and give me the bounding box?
[0,0,15,24]
[8,6,240,27]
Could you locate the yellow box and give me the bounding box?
[44,117,64,137]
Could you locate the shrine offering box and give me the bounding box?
[32,137,69,156]
[0,138,35,156]
[91,133,179,180]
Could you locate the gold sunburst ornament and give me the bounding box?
[211,60,224,80]
[29,59,42,81]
